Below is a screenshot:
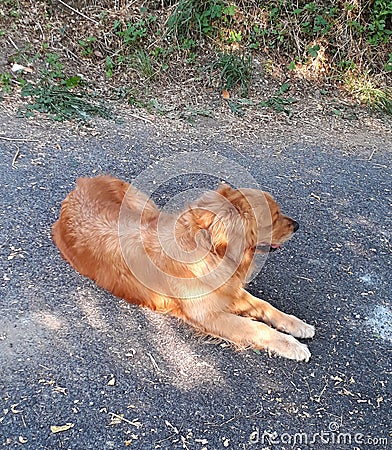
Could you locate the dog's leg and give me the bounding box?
[229,290,315,339]
[193,312,311,362]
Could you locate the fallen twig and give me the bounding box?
[129,113,154,124]
[56,0,99,24]
[12,147,20,168]
[108,412,141,428]
[0,136,39,142]
[147,352,162,372]
[8,36,19,50]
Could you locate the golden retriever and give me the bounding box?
[53,175,315,361]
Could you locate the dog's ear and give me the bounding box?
[190,186,256,259]
[187,207,226,256]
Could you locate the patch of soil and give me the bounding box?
[0,88,391,159]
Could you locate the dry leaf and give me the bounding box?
[11,63,33,73]
[11,404,22,414]
[11,63,25,73]
[50,423,74,434]
[109,414,123,425]
[53,386,68,395]
[222,89,230,99]
[18,436,27,444]
[310,192,321,201]
[107,376,116,386]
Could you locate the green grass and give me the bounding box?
[132,50,156,79]
[259,83,297,117]
[18,81,113,122]
[0,72,12,94]
[344,71,392,113]
[166,0,225,42]
[211,52,253,96]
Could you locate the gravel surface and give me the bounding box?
[0,111,391,450]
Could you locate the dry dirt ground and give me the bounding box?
[0,100,391,449]
[1,88,391,152]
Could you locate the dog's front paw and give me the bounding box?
[300,322,315,339]
[290,341,311,362]
[268,334,311,362]
[292,320,315,339]
[277,315,315,339]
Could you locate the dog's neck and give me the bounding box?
[176,209,257,283]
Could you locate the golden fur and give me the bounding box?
[53,175,315,361]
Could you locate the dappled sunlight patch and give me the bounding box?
[32,311,64,331]
[290,42,329,80]
[0,313,63,359]
[75,287,110,331]
[365,304,392,342]
[143,310,223,390]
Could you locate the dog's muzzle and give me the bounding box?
[255,243,282,253]
[256,220,299,253]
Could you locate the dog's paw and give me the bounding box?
[268,335,312,362]
[277,315,315,339]
[291,320,315,339]
[300,322,315,339]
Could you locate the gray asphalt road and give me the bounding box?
[0,116,391,450]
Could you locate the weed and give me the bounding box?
[385,53,392,72]
[226,98,256,116]
[105,56,114,78]
[78,36,96,57]
[368,0,392,45]
[181,38,197,51]
[166,0,225,42]
[180,107,213,123]
[114,16,156,46]
[128,95,146,108]
[227,29,242,44]
[212,52,253,96]
[308,44,321,59]
[327,102,358,120]
[112,85,144,108]
[344,71,392,113]
[1,0,391,118]
[0,72,12,93]
[19,81,113,122]
[132,50,155,79]
[43,53,65,79]
[146,98,167,115]
[259,83,297,117]
[16,53,112,122]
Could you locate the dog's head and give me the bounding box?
[239,187,299,253]
[189,185,299,261]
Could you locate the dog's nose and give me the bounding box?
[293,221,299,232]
